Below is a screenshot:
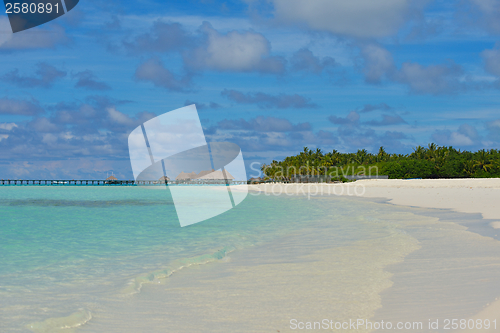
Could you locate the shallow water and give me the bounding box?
[0,186,499,332]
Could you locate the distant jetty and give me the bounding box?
[0,169,249,186]
[0,179,247,186]
[1,179,136,186]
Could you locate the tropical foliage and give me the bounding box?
[261,144,500,180]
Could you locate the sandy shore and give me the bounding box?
[246,178,500,221]
[245,179,500,332]
[72,180,500,332]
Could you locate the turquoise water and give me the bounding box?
[0,186,374,332]
[1,186,500,332]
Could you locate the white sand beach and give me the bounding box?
[247,179,500,332]
[78,180,500,333]
[248,178,500,220]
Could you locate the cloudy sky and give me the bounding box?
[0,0,499,179]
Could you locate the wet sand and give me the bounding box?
[77,179,500,332]
[247,179,500,331]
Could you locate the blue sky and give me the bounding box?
[0,0,499,179]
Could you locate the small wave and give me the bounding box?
[26,308,91,333]
[122,246,236,295]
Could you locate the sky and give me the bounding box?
[0,0,499,179]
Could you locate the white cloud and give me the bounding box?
[482,45,500,77]
[0,17,67,50]
[395,61,464,94]
[0,123,17,131]
[28,118,59,133]
[135,58,192,91]
[290,48,336,74]
[470,0,498,12]
[448,132,474,145]
[486,118,500,140]
[271,0,413,38]
[328,111,360,125]
[468,0,500,33]
[0,97,43,115]
[360,44,465,94]
[42,133,58,144]
[184,22,285,73]
[123,21,192,54]
[361,44,395,83]
[432,124,480,146]
[488,119,500,130]
[107,107,134,126]
[3,63,66,88]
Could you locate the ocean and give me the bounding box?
[1,186,499,332]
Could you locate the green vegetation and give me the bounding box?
[261,144,500,180]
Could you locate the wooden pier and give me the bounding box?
[0,179,248,186]
[0,179,135,186]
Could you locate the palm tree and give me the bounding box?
[260,143,499,182]
[354,149,368,164]
[377,146,388,162]
[474,150,493,172]
[411,145,426,160]
[463,160,476,177]
[426,143,437,160]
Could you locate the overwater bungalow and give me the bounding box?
[105,175,119,184]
